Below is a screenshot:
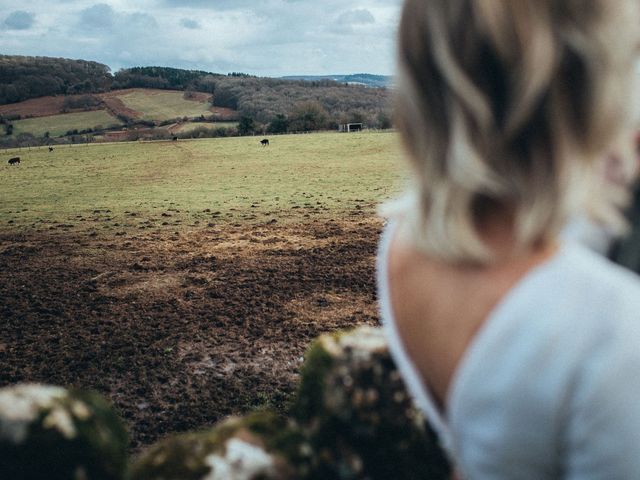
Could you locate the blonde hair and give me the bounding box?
[391,0,640,264]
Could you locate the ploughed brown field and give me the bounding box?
[0,217,381,451]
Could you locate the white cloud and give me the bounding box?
[77,3,116,30]
[0,0,403,76]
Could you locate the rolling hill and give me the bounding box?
[0,55,392,148]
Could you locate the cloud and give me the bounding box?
[77,4,156,33]
[180,18,200,29]
[0,0,402,76]
[162,0,253,10]
[4,11,35,30]
[127,12,158,30]
[78,4,116,30]
[329,8,376,35]
[337,9,375,25]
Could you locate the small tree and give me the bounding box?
[377,111,392,129]
[238,116,255,136]
[347,110,366,124]
[289,101,328,132]
[267,114,289,134]
[212,86,239,110]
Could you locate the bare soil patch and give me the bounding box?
[101,90,143,120]
[0,94,104,119]
[0,217,381,452]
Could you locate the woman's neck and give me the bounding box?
[475,211,557,267]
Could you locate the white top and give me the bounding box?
[377,221,640,479]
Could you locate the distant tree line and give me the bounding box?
[209,76,392,132]
[61,94,103,112]
[0,55,111,105]
[111,66,221,92]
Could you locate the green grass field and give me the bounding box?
[0,131,407,231]
[11,110,123,138]
[116,90,213,121]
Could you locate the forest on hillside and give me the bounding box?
[0,56,112,104]
[0,55,392,147]
[0,56,392,147]
[212,76,391,131]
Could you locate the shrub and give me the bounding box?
[267,114,289,134]
[238,116,256,136]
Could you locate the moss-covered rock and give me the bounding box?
[0,383,128,480]
[293,326,451,480]
[130,411,312,480]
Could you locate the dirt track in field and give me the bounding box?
[0,217,381,452]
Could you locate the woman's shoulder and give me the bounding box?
[448,240,640,409]
[557,241,640,319]
[447,241,640,474]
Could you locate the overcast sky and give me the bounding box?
[0,0,403,77]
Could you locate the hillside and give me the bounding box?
[0,55,111,105]
[0,88,240,146]
[209,75,391,126]
[0,56,392,147]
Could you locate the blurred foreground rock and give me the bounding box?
[0,383,128,480]
[130,411,311,479]
[293,325,451,479]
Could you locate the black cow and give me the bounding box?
[8,157,20,165]
[48,146,54,152]
[172,136,178,141]
[260,138,269,147]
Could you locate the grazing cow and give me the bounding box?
[8,157,20,165]
[48,146,54,152]
[260,138,269,147]
[172,136,178,141]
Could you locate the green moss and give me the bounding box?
[292,339,335,421]
[129,430,221,479]
[241,411,310,468]
[130,411,310,480]
[0,384,128,480]
[291,327,451,480]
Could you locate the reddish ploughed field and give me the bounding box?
[0,217,381,452]
[0,89,236,121]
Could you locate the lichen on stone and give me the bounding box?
[0,383,128,480]
[293,326,452,479]
[0,384,67,443]
[131,411,310,480]
[204,437,278,480]
[42,406,77,439]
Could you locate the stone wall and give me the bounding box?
[0,326,450,480]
